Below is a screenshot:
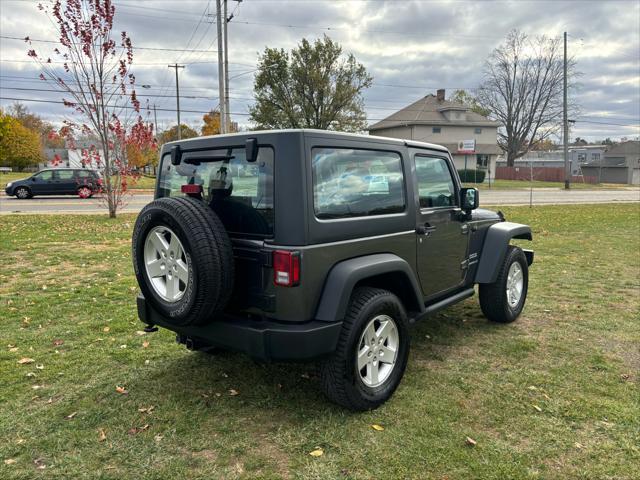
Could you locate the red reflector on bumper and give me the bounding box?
[181,184,203,195]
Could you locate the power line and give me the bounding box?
[0,86,219,101]
[1,35,218,53]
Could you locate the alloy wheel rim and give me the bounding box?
[143,226,189,302]
[356,314,399,388]
[506,262,524,308]
[17,188,28,198]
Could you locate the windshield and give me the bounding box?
[157,146,274,237]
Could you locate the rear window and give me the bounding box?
[157,146,274,237]
[312,148,405,219]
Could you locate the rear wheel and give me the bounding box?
[15,187,31,199]
[132,196,234,326]
[479,245,529,323]
[320,288,410,411]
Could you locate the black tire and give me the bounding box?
[479,245,529,323]
[14,187,32,199]
[132,196,234,326]
[320,287,410,411]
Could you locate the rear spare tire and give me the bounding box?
[132,196,234,326]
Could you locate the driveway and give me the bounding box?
[1,188,638,214]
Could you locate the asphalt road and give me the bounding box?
[1,188,638,214]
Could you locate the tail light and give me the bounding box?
[273,250,300,287]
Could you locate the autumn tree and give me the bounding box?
[9,102,65,148]
[158,124,198,144]
[250,36,373,132]
[476,30,578,166]
[26,0,155,217]
[0,111,44,170]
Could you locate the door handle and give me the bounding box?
[416,223,437,235]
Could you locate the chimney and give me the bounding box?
[436,89,445,101]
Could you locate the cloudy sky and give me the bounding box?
[1,0,639,141]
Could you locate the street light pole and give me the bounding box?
[563,31,570,190]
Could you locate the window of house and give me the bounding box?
[415,156,456,209]
[476,154,489,168]
[592,153,600,161]
[432,127,441,134]
[475,128,482,134]
[577,153,587,162]
[312,148,405,219]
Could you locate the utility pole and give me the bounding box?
[153,104,158,138]
[563,31,570,190]
[223,0,231,131]
[168,63,185,139]
[216,0,226,134]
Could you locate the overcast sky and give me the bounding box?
[1,0,639,141]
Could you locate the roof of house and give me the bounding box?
[585,141,640,168]
[604,141,640,158]
[368,94,501,131]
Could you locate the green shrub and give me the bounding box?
[457,169,486,183]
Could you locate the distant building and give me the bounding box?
[580,141,640,184]
[495,145,607,176]
[368,89,501,179]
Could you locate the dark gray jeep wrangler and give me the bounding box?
[133,130,533,411]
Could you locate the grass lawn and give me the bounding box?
[1,205,638,479]
[463,179,630,190]
[0,173,156,190]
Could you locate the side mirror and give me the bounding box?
[31,177,37,182]
[461,187,479,212]
[246,138,258,163]
[170,145,182,166]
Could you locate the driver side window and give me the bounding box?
[415,156,456,208]
[34,170,53,181]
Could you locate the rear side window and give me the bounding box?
[312,148,405,219]
[158,146,274,237]
[57,170,74,180]
[415,156,456,208]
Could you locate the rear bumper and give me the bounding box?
[137,294,342,362]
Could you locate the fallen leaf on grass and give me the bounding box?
[465,436,477,447]
[65,411,77,420]
[9,347,18,353]
[103,327,110,333]
[142,341,150,348]
[115,386,128,395]
[138,406,155,414]
[128,424,149,435]
[229,389,239,396]
[371,424,385,431]
[135,331,147,336]
[533,405,543,412]
[33,458,46,469]
[154,434,163,442]
[309,448,324,457]
[36,364,44,370]
[53,339,64,346]
[575,442,584,449]
[98,428,107,442]
[18,358,35,365]
[4,459,17,465]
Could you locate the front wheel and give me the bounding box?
[320,288,410,411]
[15,187,31,199]
[479,245,529,323]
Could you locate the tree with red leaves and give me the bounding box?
[26,0,156,217]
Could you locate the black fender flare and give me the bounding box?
[475,222,533,284]
[315,253,425,322]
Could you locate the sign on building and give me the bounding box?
[457,139,476,154]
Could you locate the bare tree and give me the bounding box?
[26,0,154,217]
[476,30,578,166]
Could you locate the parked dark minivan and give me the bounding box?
[4,168,101,199]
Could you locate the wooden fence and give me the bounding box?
[495,166,598,184]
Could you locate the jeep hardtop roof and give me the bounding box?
[162,128,449,154]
